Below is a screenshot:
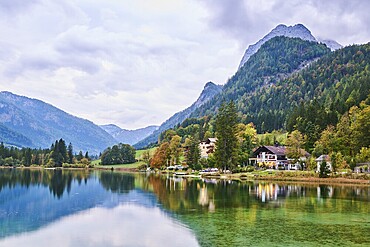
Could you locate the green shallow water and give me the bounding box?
[0,169,369,246]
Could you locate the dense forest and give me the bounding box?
[191,36,331,122]
[0,139,91,167]
[100,143,136,165]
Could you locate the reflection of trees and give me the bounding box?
[99,171,135,193]
[135,175,370,247]
[138,175,253,212]
[0,169,91,198]
[136,174,370,215]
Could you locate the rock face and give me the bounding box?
[317,38,343,51]
[0,91,116,153]
[100,124,158,145]
[238,24,341,69]
[134,82,222,149]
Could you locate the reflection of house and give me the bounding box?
[199,138,217,158]
[249,145,309,170]
[316,155,332,172]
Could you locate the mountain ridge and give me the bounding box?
[100,124,158,145]
[134,81,222,149]
[0,91,116,153]
[238,24,342,69]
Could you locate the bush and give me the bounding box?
[232,167,242,173]
[319,161,330,178]
[194,163,202,171]
[245,165,255,172]
[62,163,88,168]
[137,164,148,170]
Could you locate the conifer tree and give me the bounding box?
[67,143,73,164]
[214,101,239,172]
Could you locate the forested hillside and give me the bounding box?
[191,37,370,138]
[191,36,330,122]
[134,82,222,149]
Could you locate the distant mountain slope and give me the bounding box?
[317,38,343,51]
[191,37,370,134]
[0,92,116,153]
[100,124,158,145]
[191,36,331,122]
[134,82,222,149]
[0,123,32,147]
[238,24,341,69]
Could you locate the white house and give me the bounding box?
[316,155,332,172]
[249,145,310,170]
[199,138,217,158]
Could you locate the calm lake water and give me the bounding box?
[0,169,369,247]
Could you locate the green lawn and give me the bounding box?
[135,147,157,158]
[257,131,288,145]
[92,147,157,169]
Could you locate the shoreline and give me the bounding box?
[1,166,369,185]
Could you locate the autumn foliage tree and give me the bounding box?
[150,142,170,169]
[286,130,307,163]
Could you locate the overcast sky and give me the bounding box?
[0,0,369,129]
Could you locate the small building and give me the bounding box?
[249,145,309,170]
[199,138,217,158]
[354,163,370,173]
[249,146,288,169]
[316,155,332,172]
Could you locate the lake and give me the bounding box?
[0,169,369,247]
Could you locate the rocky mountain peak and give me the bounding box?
[134,81,222,149]
[317,38,343,51]
[238,23,341,69]
[194,82,222,108]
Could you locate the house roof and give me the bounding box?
[265,146,287,155]
[316,155,330,162]
[206,138,217,144]
[253,146,287,156]
[253,145,310,157]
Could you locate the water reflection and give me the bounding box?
[0,169,369,246]
[145,174,370,213]
[0,205,199,247]
[0,169,91,198]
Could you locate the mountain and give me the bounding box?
[191,36,331,123]
[0,92,116,153]
[134,82,222,149]
[100,124,158,145]
[0,123,32,147]
[238,24,342,69]
[191,36,370,136]
[317,38,343,51]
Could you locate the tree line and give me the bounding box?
[0,139,91,167]
[147,94,370,173]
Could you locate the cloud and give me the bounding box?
[0,0,368,130]
[0,204,200,247]
[199,0,370,46]
[0,0,40,14]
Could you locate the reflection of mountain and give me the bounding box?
[0,170,157,239]
[1,170,369,246]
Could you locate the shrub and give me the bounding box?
[319,161,330,178]
[245,166,255,172]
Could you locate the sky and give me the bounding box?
[0,0,369,130]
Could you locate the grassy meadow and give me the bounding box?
[92,147,157,169]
